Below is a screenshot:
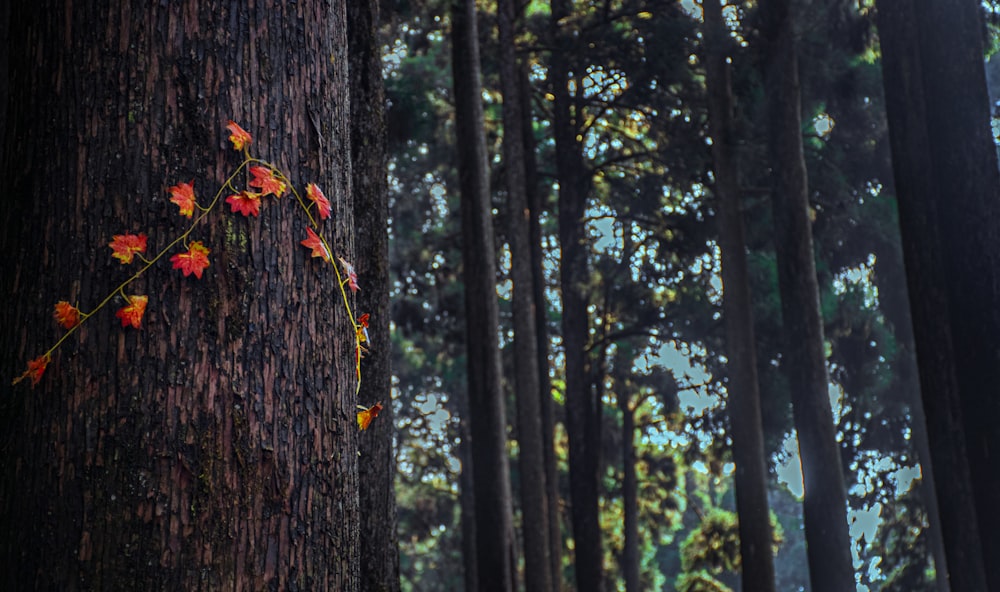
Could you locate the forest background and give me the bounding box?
[386,0,1000,591]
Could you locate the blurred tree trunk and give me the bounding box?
[497,0,554,590]
[522,62,564,590]
[451,0,517,590]
[550,1,604,590]
[876,0,996,587]
[618,387,640,592]
[0,0,358,589]
[349,1,400,591]
[757,0,854,589]
[702,1,777,590]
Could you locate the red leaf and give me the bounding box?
[169,180,197,218]
[306,183,332,220]
[249,166,287,198]
[170,241,211,279]
[356,313,370,345]
[12,354,50,387]
[53,301,81,329]
[338,257,359,292]
[116,295,148,329]
[356,402,383,431]
[226,190,262,217]
[226,120,252,151]
[301,227,331,262]
[109,233,148,264]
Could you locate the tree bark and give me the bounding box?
[549,1,604,590]
[702,1,777,590]
[523,62,564,591]
[875,0,992,587]
[451,1,517,590]
[349,1,400,590]
[0,1,358,590]
[757,0,854,589]
[912,2,1000,587]
[497,1,554,590]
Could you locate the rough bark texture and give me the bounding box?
[757,1,854,589]
[550,1,603,590]
[912,2,1000,587]
[496,1,554,590]
[876,0,992,587]
[702,1,777,589]
[349,1,400,591]
[450,1,517,590]
[0,1,358,590]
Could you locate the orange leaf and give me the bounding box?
[226,120,252,151]
[53,301,81,329]
[301,227,330,262]
[356,313,370,345]
[12,354,50,387]
[356,402,383,431]
[306,183,332,220]
[249,166,287,198]
[169,180,197,218]
[338,257,359,292]
[116,295,148,329]
[225,190,262,217]
[109,233,148,264]
[170,241,211,279]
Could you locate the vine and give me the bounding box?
[12,121,381,430]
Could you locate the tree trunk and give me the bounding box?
[912,2,1000,587]
[875,0,991,587]
[618,389,640,592]
[549,1,604,590]
[349,1,400,591]
[702,1,777,590]
[757,1,854,589]
[497,1,554,590]
[451,1,517,590]
[0,1,358,590]
[523,61,564,591]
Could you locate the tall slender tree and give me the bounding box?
[522,64,564,590]
[549,1,604,590]
[0,0,359,589]
[702,1,777,590]
[757,0,854,589]
[451,0,517,590]
[496,0,554,589]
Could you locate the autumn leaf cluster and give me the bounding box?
[14,121,379,431]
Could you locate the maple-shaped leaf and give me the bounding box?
[338,257,359,293]
[12,354,50,387]
[306,183,332,220]
[226,190,262,217]
[169,180,197,218]
[356,402,383,431]
[356,313,370,345]
[226,120,252,151]
[249,166,287,198]
[116,295,148,329]
[301,227,331,262]
[53,301,81,329]
[109,233,148,264]
[170,241,211,279]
